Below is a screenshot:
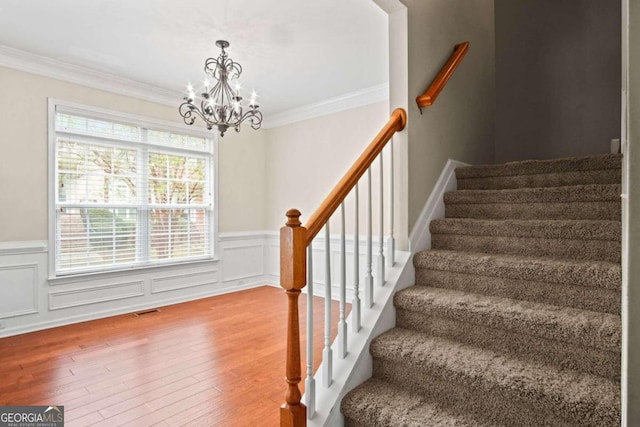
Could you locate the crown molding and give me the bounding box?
[0,45,180,106]
[262,83,390,129]
[0,45,389,126]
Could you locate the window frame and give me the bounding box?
[47,99,219,279]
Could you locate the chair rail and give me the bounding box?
[416,42,469,112]
[279,107,406,427]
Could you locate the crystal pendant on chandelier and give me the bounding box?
[179,40,263,137]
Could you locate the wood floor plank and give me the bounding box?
[0,286,345,426]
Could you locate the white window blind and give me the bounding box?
[52,106,215,275]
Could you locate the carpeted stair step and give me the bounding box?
[394,286,620,379]
[342,378,498,427]
[371,328,620,427]
[456,153,621,190]
[444,184,621,220]
[414,249,621,314]
[430,218,621,262]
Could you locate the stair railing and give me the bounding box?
[416,41,469,112]
[279,108,407,426]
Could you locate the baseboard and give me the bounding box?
[409,159,468,253]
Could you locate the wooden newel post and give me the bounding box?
[280,209,307,427]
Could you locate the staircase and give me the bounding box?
[341,153,622,426]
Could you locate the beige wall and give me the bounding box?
[626,0,640,422]
[399,0,496,230]
[0,66,267,241]
[264,101,389,231]
[218,129,268,231]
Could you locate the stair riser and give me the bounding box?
[445,202,620,221]
[415,269,620,314]
[396,309,620,380]
[457,169,621,190]
[431,234,621,263]
[393,291,620,353]
[373,358,620,427]
[456,154,621,179]
[414,250,622,291]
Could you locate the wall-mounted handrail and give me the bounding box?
[279,107,406,427]
[416,42,469,112]
[304,108,407,242]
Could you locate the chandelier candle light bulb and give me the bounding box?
[179,40,263,137]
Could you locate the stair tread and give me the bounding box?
[342,153,621,426]
[430,218,621,241]
[456,153,621,179]
[413,249,621,290]
[342,378,497,427]
[394,286,620,352]
[444,183,621,204]
[371,328,620,422]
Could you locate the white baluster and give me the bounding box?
[387,140,395,268]
[364,168,374,308]
[352,183,361,333]
[305,243,315,419]
[377,152,385,287]
[338,202,347,359]
[323,224,333,387]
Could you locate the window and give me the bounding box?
[49,101,216,276]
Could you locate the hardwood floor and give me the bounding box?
[0,286,347,426]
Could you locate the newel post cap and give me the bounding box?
[285,209,302,227]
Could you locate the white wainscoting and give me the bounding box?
[0,232,272,338]
[0,263,39,318]
[0,230,388,337]
[265,232,386,302]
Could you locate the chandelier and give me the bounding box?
[179,40,263,137]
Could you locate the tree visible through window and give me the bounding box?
[52,106,215,275]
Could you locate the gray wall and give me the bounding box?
[626,0,640,422]
[401,0,495,231]
[495,0,621,162]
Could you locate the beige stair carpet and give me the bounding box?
[341,153,622,426]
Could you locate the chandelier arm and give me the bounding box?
[238,109,263,130]
[179,101,210,126]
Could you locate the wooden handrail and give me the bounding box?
[279,107,406,427]
[304,108,407,243]
[416,42,469,112]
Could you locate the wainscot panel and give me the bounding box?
[0,232,270,338]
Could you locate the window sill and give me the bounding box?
[48,257,219,286]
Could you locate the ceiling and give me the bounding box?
[0,0,389,118]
